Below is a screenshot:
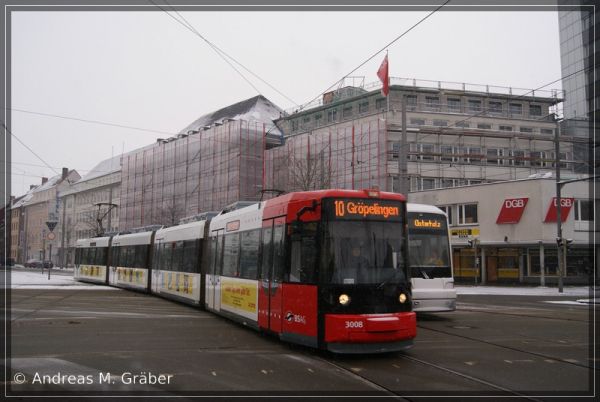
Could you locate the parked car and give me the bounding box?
[25,259,43,268]
[43,260,54,269]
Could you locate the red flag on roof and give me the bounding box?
[377,54,389,97]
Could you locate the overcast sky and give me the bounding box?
[9,8,562,196]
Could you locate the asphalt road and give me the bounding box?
[5,286,596,399]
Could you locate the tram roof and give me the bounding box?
[111,230,155,246]
[267,189,407,205]
[75,236,111,248]
[407,203,446,216]
[154,219,209,242]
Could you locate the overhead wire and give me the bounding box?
[299,0,451,112]
[149,0,299,107]
[2,121,60,176]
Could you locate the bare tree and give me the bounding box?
[80,203,117,237]
[288,148,335,191]
[157,200,186,227]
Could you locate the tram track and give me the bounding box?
[456,303,591,324]
[312,351,546,401]
[397,354,547,401]
[417,324,592,370]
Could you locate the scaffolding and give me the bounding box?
[120,120,265,230]
[264,118,388,194]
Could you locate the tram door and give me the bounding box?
[206,230,224,311]
[259,218,286,333]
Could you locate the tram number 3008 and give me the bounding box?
[345,320,364,329]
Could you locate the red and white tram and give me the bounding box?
[205,189,416,353]
[75,189,417,353]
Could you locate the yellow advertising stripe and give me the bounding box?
[220,279,257,314]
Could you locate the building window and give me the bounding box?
[509,103,522,115]
[499,125,513,131]
[406,95,417,110]
[456,121,470,128]
[541,128,554,135]
[458,203,478,225]
[417,143,435,161]
[390,142,400,159]
[511,150,526,166]
[447,98,461,112]
[489,101,503,114]
[441,179,454,189]
[574,199,593,221]
[410,118,425,126]
[553,152,568,169]
[422,178,435,190]
[468,99,482,112]
[519,127,534,133]
[464,146,482,164]
[486,148,500,165]
[343,106,353,119]
[314,113,323,127]
[529,104,542,116]
[425,96,440,112]
[359,101,369,114]
[376,98,386,110]
[477,123,492,130]
[529,151,549,167]
[441,145,457,163]
[291,120,299,132]
[433,119,448,127]
[327,108,337,123]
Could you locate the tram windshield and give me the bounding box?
[320,198,407,285]
[408,212,451,278]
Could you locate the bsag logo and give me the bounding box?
[505,199,525,208]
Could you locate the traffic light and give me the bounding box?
[565,239,573,250]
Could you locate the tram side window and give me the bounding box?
[182,240,199,273]
[86,248,95,265]
[82,248,90,265]
[163,243,173,271]
[75,249,80,265]
[172,241,184,272]
[272,225,286,281]
[151,245,160,270]
[97,247,107,265]
[290,222,318,283]
[240,229,260,279]
[133,245,147,268]
[222,233,240,277]
[111,247,120,267]
[209,237,217,275]
[260,227,273,280]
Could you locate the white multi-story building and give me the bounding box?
[271,78,584,193]
[58,155,121,267]
[409,178,595,285]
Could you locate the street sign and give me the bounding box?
[47,232,56,241]
[46,221,58,232]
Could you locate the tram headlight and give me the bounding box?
[398,293,407,304]
[339,294,351,305]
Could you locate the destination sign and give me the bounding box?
[407,213,447,231]
[324,198,403,221]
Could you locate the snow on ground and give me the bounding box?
[456,285,596,297]
[4,267,597,298]
[6,269,114,290]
